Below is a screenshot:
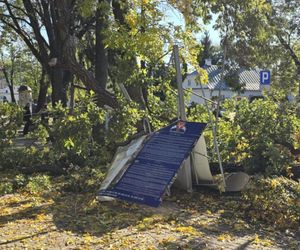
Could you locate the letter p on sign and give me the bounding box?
[260,70,271,85]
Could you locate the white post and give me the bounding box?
[173,45,192,192]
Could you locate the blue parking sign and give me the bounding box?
[260,70,271,85]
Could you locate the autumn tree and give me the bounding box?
[0,0,211,115]
[211,0,300,95]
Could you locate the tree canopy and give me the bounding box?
[0,0,299,104]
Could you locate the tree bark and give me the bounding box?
[95,0,111,89]
[36,69,48,112]
[49,68,69,106]
[2,67,16,103]
[52,0,118,108]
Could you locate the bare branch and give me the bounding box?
[0,18,42,63]
[1,13,31,26]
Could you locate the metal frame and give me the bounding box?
[173,44,226,190]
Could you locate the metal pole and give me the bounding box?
[173,45,187,121]
[199,81,226,189]
[173,45,192,192]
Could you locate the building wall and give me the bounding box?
[0,78,7,89]
[185,88,263,105]
[182,73,263,105]
[0,86,19,102]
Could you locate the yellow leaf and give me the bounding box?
[83,233,92,244]
[217,233,232,242]
[174,226,200,235]
[36,213,47,221]
[206,210,212,215]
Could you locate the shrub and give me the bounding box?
[0,102,23,149]
[14,174,27,189]
[0,103,23,169]
[0,145,52,172]
[24,174,52,194]
[195,96,300,176]
[63,165,106,193]
[242,176,300,229]
[46,95,105,166]
[106,97,145,145]
[0,181,14,195]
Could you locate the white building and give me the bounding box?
[0,86,20,102]
[0,73,20,102]
[182,63,264,104]
[0,78,6,89]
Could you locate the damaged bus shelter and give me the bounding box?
[98,45,249,207]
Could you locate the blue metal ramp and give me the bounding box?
[99,121,206,207]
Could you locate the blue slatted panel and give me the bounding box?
[99,122,206,207]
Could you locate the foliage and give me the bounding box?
[230,96,299,175]
[147,80,178,129]
[0,145,51,172]
[224,68,245,93]
[0,102,22,149]
[0,93,108,171]
[42,94,105,166]
[24,174,52,195]
[197,32,222,67]
[187,102,210,123]
[0,35,41,99]
[0,170,53,196]
[63,165,106,193]
[106,96,145,144]
[188,95,300,176]
[212,0,300,95]
[243,176,300,229]
[0,181,14,195]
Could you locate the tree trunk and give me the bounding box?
[2,67,16,103]
[49,67,69,106]
[95,0,111,89]
[36,69,48,112]
[8,85,16,103]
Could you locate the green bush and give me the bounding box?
[0,181,14,195]
[63,165,106,193]
[46,95,105,166]
[0,102,50,172]
[0,146,52,171]
[14,174,27,189]
[24,174,52,194]
[0,172,28,195]
[0,103,23,168]
[196,96,300,176]
[242,176,300,229]
[147,81,178,129]
[0,172,53,196]
[0,102,23,149]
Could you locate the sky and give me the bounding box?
[205,16,221,45]
[161,4,221,45]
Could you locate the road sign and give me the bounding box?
[99,121,206,207]
[260,70,271,85]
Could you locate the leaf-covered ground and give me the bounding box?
[0,178,299,250]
